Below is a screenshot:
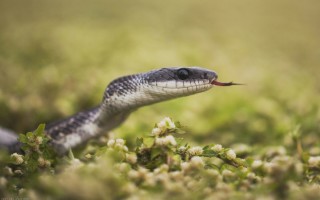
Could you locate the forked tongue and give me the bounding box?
[211,80,244,86]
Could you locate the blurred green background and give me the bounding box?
[0,0,319,148]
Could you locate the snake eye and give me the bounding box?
[177,68,190,80]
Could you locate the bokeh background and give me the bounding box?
[0,0,319,148]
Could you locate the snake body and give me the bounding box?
[0,67,218,155]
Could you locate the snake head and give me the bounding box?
[102,66,239,111]
[144,67,218,98]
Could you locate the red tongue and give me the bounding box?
[211,80,243,86]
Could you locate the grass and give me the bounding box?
[0,0,320,199]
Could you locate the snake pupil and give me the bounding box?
[177,68,190,80]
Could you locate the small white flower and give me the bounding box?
[151,127,162,136]
[19,188,26,195]
[222,169,234,178]
[263,162,276,174]
[157,117,176,131]
[123,183,137,194]
[154,164,169,174]
[38,157,46,167]
[168,122,176,129]
[107,139,115,147]
[157,120,167,131]
[35,136,43,145]
[0,177,7,187]
[277,147,287,155]
[159,164,169,172]
[10,153,24,165]
[211,144,223,152]
[155,135,177,146]
[116,138,125,145]
[154,173,170,185]
[44,160,51,167]
[206,169,221,180]
[155,137,167,146]
[164,117,176,129]
[115,143,123,150]
[117,163,130,172]
[145,172,156,186]
[190,156,204,167]
[178,146,187,152]
[14,170,23,175]
[247,172,256,179]
[85,154,92,159]
[138,167,149,175]
[128,170,139,180]
[240,167,249,174]
[294,162,304,175]
[188,146,203,156]
[154,168,161,174]
[308,156,320,167]
[108,138,128,152]
[170,171,183,180]
[226,149,237,160]
[180,162,191,172]
[122,145,129,152]
[165,135,177,146]
[186,180,197,189]
[4,167,13,176]
[252,160,263,169]
[126,153,137,164]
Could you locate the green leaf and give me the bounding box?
[34,124,46,136]
[175,137,184,146]
[95,146,108,157]
[26,159,38,172]
[203,145,210,150]
[143,138,154,147]
[18,134,27,143]
[136,137,144,148]
[151,147,162,160]
[26,132,34,139]
[202,149,218,157]
[174,121,182,128]
[205,163,220,170]
[175,129,186,135]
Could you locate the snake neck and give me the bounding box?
[45,105,132,155]
[40,74,144,155]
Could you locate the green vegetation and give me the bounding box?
[0,0,319,199]
[1,118,320,199]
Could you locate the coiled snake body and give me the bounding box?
[0,67,219,155]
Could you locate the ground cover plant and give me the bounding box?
[1,117,319,199]
[0,0,320,199]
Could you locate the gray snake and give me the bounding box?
[0,67,219,155]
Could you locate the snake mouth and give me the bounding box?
[211,79,243,86]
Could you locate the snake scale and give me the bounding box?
[0,67,227,155]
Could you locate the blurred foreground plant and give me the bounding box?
[1,118,320,199]
[0,124,55,196]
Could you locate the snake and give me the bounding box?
[0,67,237,155]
